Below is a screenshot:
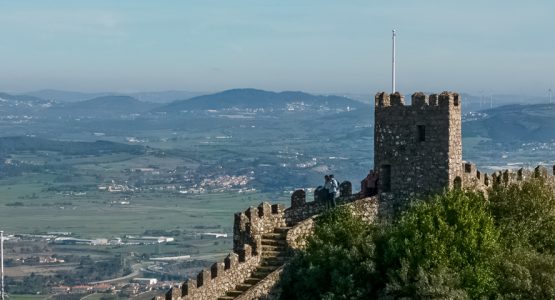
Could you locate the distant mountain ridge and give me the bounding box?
[47,95,157,118]
[23,89,113,102]
[0,136,146,155]
[23,89,204,103]
[2,89,368,119]
[0,92,47,103]
[153,88,366,112]
[64,95,155,111]
[464,103,555,142]
[0,91,54,115]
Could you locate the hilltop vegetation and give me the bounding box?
[280,178,555,299]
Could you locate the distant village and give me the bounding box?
[97,173,255,194]
[51,277,172,297]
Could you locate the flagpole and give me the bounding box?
[392,29,396,93]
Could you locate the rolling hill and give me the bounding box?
[24,89,204,103]
[463,103,555,142]
[153,88,366,113]
[47,95,157,118]
[0,92,53,115]
[0,136,146,155]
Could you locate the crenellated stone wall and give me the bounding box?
[284,193,364,225]
[234,267,284,300]
[234,202,286,255]
[285,181,361,225]
[230,196,380,300]
[160,181,374,300]
[160,202,287,300]
[160,245,260,300]
[460,162,555,192]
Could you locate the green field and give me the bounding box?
[0,168,288,267]
[0,182,286,237]
[5,295,48,300]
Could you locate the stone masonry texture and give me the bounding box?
[374,91,463,213]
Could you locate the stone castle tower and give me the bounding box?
[374,91,463,208]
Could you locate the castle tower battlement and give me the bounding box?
[375,91,461,108]
[374,91,462,211]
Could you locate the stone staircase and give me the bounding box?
[217,227,291,300]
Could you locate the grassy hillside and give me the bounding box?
[0,136,146,155]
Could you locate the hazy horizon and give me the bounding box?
[1,1,554,96]
[6,88,553,101]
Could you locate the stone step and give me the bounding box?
[244,278,262,285]
[260,259,285,266]
[261,232,286,240]
[235,283,252,291]
[214,226,292,300]
[273,227,291,234]
[263,255,288,262]
[261,238,286,246]
[262,245,287,252]
[251,269,273,278]
[261,250,288,258]
[226,290,243,297]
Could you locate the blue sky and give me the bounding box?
[0,1,553,95]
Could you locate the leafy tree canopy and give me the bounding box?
[280,178,555,299]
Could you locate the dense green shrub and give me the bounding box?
[378,190,500,299]
[497,247,555,299]
[280,180,555,299]
[488,178,555,299]
[280,207,380,299]
[489,178,555,253]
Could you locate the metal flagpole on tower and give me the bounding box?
[1,230,5,300]
[549,88,552,104]
[392,29,396,93]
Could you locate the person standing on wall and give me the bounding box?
[362,169,376,196]
[324,175,332,209]
[329,174,338,208]
[368,170,377,196]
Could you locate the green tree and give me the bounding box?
[496,247,555,299]
[280,207,379,299]
[280,180,555,299]
[378,190,500,299]
[488,178,555,253]
[488,178,555,299]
